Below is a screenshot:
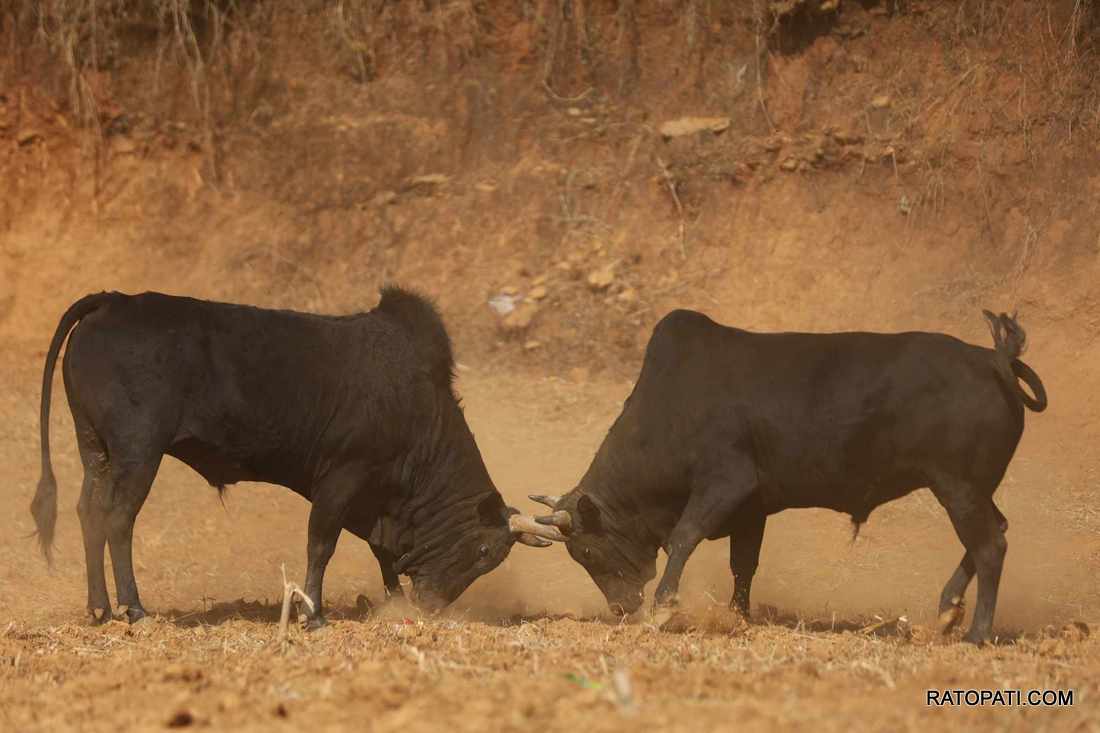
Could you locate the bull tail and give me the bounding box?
[982,309,1047,413]
[32,292,114,564]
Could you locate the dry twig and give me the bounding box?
[655,155,686,259]
[277,564,314,646]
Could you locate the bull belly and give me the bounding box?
[166,436,266,489]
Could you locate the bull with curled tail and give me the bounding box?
[528,308,1046,645]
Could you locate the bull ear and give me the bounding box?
[477,494,508,526]
[576,494,603,532]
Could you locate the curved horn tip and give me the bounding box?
[529,494,563,509]
[516,533,553,548]
[536,510,573,531]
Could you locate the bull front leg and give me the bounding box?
[302,465,366,630]
[653,459,758,609]
[370,542,405,600]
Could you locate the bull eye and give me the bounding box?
[478,544,489,558]
[583,547,591,558]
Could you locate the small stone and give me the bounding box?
[500,285,520,296]
[898,194,912,216]
[167,709,194,728]
[488,294,518,316]
[17,129,41,146]
[528,285,548,301]
[871,94,892,109]
[1060,621,1090,641]
[780,158,798,171]
[587,264,615,292]
[618,287,638,304]
[567,107,582,117]
[501,301,538,332]
[523,340,541,351]
[371,191,397,207]
[403,174,449,193]
[475,181,497,193]
[659,117,731,138]
[533,273,549,286]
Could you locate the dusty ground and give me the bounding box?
[3,1,1100,730]
[2,351,1098,731]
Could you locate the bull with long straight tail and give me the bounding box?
[31,287,558,626]
[528,309,1046,645]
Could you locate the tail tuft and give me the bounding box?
[982,309,1027,361]
[982,309,1046,412]
[31,470,58,566]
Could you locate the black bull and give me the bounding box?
[530,309,1047,644]
[31,288,553,625]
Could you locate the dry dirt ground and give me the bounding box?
[1,350,1098,732]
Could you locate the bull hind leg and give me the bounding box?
[728,509,766,618]
[653,457,758,608]
[103,456,163,623]
[74,419,111,623]
[934,485,1007,645]
[937,504,1007,635]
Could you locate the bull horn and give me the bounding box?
[515,533,553,548]
[536,510,573,532]
[529,494,562,509]
[508,514,567,542]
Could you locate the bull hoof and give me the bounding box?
[122,605,147,624]
[649,606,676,629]
[962,630,990,646]
[729,601,751,621]
[937,597,965,635]
[303,615,328,632]
[89,607,113,626]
